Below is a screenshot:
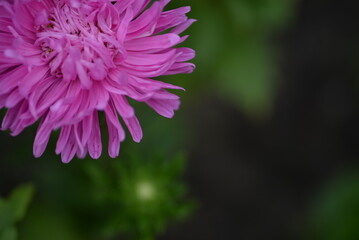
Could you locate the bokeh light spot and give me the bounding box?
[136,181,155,201]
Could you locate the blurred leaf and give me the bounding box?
[0,226,17,240]
[0,184,34,233]
[222,0,296,30]
[6,185,34,223]
[164,152,187,178]
[18,204,83,240]
[217,37,276,120]
[183,1,228,73]
[308,169,359,240]
[188,0,297,120]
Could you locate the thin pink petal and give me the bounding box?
[0,0,195,162]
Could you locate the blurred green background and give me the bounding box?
[1,0,359,239]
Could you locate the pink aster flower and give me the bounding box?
[0,0,195,163]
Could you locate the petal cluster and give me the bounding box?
[0,0,195,163]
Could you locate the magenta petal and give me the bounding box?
[0,66,28,95]
[61,131,78,163]
[146,98,181,119]
[88,111,102,159]
[114,0,135,14]
[176,48,196,62]
[171,19,197,35]
[56,126,71,155]
[131,0,151,17]
[105,104,125,158]
[0,0,195,163]
[117,7,133,43]
[1,103,22,131]
[125,50,176,66]
[123,115,143,143]
[5,89,23,108]
[33,118,52,158]
[125,33,180,51]
[19,66,48,96]
[112,94,135,118]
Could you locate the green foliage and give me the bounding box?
[218,38,275,119]
[85,153,195,240]
[18,204,84,240]
[7,142,194,240]
[308,169,359,240]
[184,0,297,120]
[0,184,34,240]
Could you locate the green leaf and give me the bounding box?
[217,37,276,120]
[0,184,34,233]
[0,226,17,240]
[308,170,359,240]
[7,184,34,222]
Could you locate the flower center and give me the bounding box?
[35,3,121,84]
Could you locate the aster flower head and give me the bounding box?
[0,0,195,163]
